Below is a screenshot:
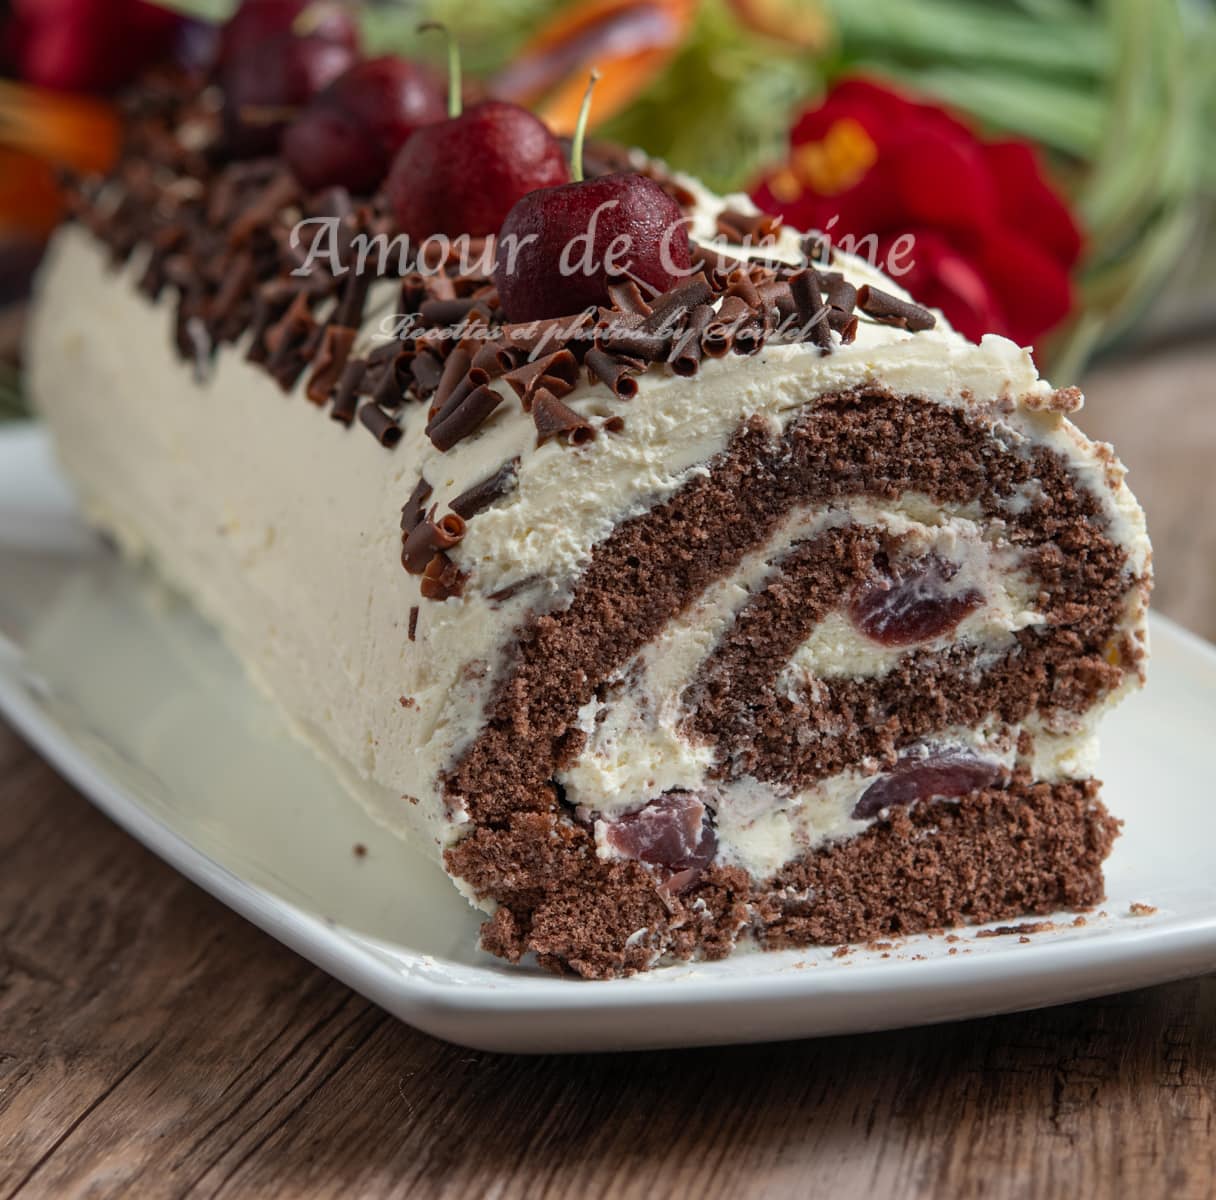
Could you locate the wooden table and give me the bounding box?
[2,346,1214,1199]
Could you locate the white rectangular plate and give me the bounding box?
[1,424,1213,1053]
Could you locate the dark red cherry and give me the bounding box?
[849,554,984,647]
[221,31,356,158]
[852,752,1007,820]
[14,0,180,92]
[284,56,446,191]
[387,100,569,241]
[603,791,716,893]
[493,171,691,323]
[216,0,358,69]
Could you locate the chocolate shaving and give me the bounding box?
[597,326,670,362]
[331,357,366,425]
[428,367,489,427]
[857,285,936,331]
[420,552,465,601]
[640,272,713,335]
[420,296,479,327]
[305,324,355,405]
[585,347,640,398]
[402,508,465,573]
[369,350,411,408]
[433,346,473,413]
[428,383,503,452]
[716,207,781,244]
[502,350,580,406]
[671,304,713,377]
[532,388,596,447]
[408,605,419,642]
[358,402,402,447]
[410,349,445,398]
[470,340,515,377]
[400,476,433,533]
[607,278,653,315]
[449,457,520,520]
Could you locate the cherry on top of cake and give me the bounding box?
[385,24,569,241]
[217,0,361,158]
[493,71,691,324]
[284,57,448,192]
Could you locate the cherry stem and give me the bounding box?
[418,21,461,118]
[570,68,600,184]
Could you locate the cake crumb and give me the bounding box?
[1018,935,1031,944]
[976,920,1056,939]
[1072,915,1088,927]
[945,934,961,944]
[399,695,417,709]
[948,947,958,956]
[1128,902,1158,917]
[832,946,851,959]
[353,843,367,858]
[403,794,420,805]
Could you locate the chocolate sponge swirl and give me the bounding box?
[445,393,1146,977]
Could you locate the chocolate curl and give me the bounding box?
[502,350,580,406]
[724,269,761,309]
[597,325,670,362]
[801,231,833,265]
[532,388,596,447]
[358,402,402,447]
[208,250,255,342]
[432,345,473,415]
[400,476,434,534]
[715,207,781,244]
[331,357,367,426]
[585,348,640,399]
[368,349,412,409]
[334,267,372,329]
[831,312,859,344]
[419,295,479,327]
[306,324,356,405]
[228,171,298,248]
[499,313,592,356]
[757,279,797,324]
[789,268,834,351]
[607,278,653,316]
[402,507,465,573]
[603,415,626,434]
[420,552,465,601]
[408,606,419,642]
[264,290,315,391]
[689,239,749,283]
[856,285,936,331]
[449,457,520,519]
[428,383,503,452]
[824,274,857,314]
[703,295,752,357]
[471,340,516,377]
[640,272,713,335]
[671,305,713,377]
[410,349,445,398]
[428,367,491,428]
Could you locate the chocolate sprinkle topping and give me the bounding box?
[358,402,402,447]
[449,457,520,520]
[532,388,596,447]
[857,285,936,331]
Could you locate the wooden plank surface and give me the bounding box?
[1,345,1214,1199]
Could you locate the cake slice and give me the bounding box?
[29,76,1150,978]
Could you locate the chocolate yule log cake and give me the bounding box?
[29,31,1150,977]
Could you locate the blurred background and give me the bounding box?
[1,0,1214,423]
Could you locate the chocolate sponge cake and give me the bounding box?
[29,75,1150,978]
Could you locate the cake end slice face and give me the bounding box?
[29,73,1150,978]
[443,385,1148,977]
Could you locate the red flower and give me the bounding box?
[751,77,1083,349]
[8,0,180,93]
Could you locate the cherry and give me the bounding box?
[849,553,984,647]
[492,71,691,323]
[386,25,568,241]
[852,751,1007,820]
[602,792,716,893]
[220,30,356,158]
[284,55,447,192]
[215,0,358,69]
[13,0,180,92]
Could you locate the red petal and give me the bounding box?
[984,140,1083,269]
